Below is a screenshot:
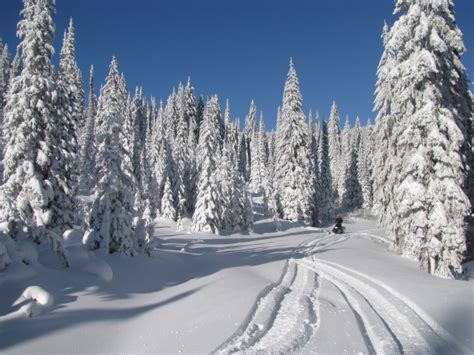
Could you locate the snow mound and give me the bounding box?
[63,228,84,245]
[0,233,39,271]
[13,286,54,318]
[83,259,113,282]
[67,245,113,282]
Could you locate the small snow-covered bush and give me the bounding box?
[13,286,54,318]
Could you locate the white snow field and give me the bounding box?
[0,214,473,354]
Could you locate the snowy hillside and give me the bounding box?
[1,214,472,354]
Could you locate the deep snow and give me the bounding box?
[0,214,473,354]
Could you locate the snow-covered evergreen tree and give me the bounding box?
[164,89,179,142]
[341,116,351,150]
[341,145,363,210]
[131,86,147,184]
[58,17,82,163]
[194,95,205,142]
[318,119,335,223]
[160,176,176,221]
[148,97,158,133]
[257,115,269,192]
[372,21,397,222]
[158,137,176,217]
[358,119,374,208]
[230,119,240,163]
[328,101,341,203]
[0,42,11,109]
[0,42,11,182]
[217,138,234,230]
[267,130,276,179]
[192,95,223,234]
[337,116,351,203]
[145,102,160,213]
[340,117,363,210]
[244,100,257,139]
[59,18,83,127]
[182,78,196,130]
[56,18,84,224]
[243,100,257,182]
[353,117,361,144]
[273,59,314,224]
[10,50,22,80]
[314,112,321,153]
[84,57,136,256]
[238,131,248,182]
[232,170,254,233]
[138,104,157,219]
[374,0,473,278]
[308,111,320,226]
[187,98,199,151]
[176,81,185,126]
[149,101,168,211]
[174,91,190,217]
[224,99,232,139]
[249,114,268,194]
[0,0,68,265]
[268,107,282,215]
[218,124,254,232]
[183,80,198,213]
[79,65,97,191]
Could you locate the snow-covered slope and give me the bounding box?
[0,215,472,354]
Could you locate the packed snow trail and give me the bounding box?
[216,231,469,354]
[215,259,320,354]
[299,257,472,354]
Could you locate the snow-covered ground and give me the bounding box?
[0,214,473,354]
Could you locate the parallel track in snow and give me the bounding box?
[215,258,320,354]
[215,232,469,354]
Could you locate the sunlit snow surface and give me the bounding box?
[0,213,473,354]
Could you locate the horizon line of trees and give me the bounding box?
[0,0,472,279]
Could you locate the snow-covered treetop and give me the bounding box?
[18,0,55,76]
[59,18,76,71]
[244,99,257,137]
[329,102,340,127]
[282,58,303,115]
[343,116,350,131]
[395,0,455,17]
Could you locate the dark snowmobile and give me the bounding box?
[332,216,345,234]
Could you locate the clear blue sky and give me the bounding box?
[0,0,473,130]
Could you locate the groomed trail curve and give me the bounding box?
[215,231,470,355]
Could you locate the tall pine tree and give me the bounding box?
[318,119,335,223]
[192,95,223,234]
[358,119,374,208]
[374,0,472,278]
[328,101,341,204]
[58,18,83,186]
[0,0,68,265]
[84,57,137,256]
[249,113,268,194]
[79,65,97,191]
[274,59,314,224]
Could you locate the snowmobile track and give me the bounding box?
[311,258,472,354]
[214,259,320,354]
[298,258,431,354]
[216,231,471,355]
